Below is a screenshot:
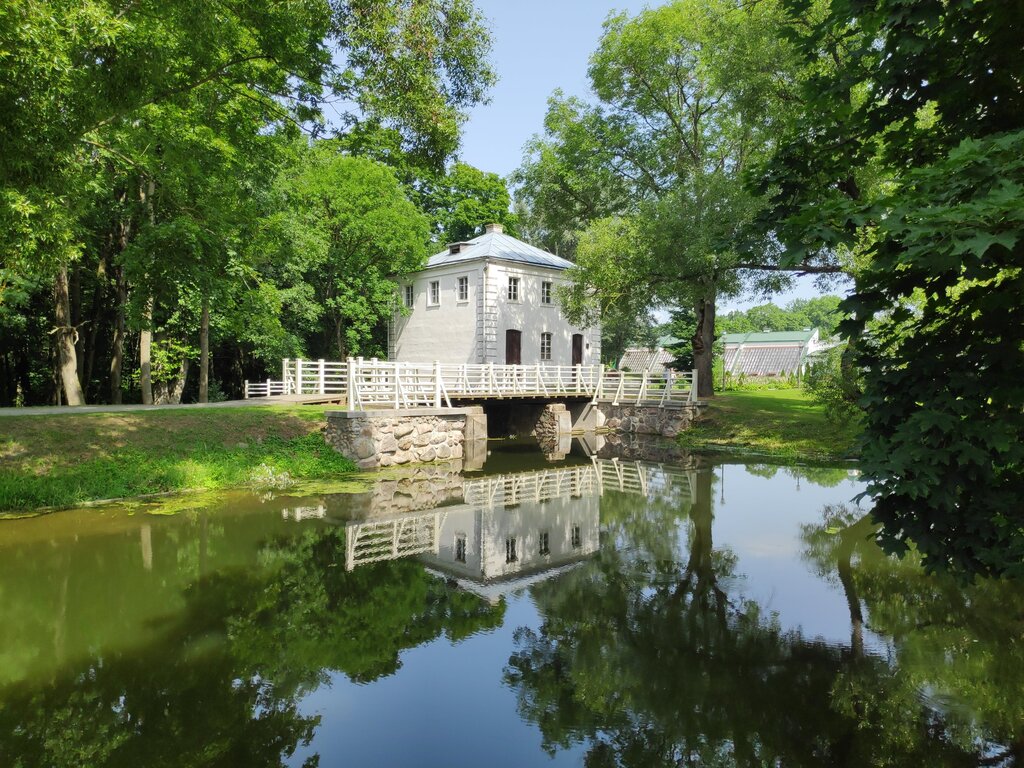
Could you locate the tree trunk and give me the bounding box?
[110,266,126,404]
[198,295,210,403]
[334,315,347,359]
[139,178,156,405]
[691,283,716,398]
[54,265,86,406]
[71,262,84,389]
[153,358,189,405]
[83,253,109,398]
[140,296,153,405]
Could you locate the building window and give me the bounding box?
[404,285,414,308]
[507,276,520,301]
[571,525,582,549]
[541,281,553,305]
[540,332,552,361]
[539,531,550,556]
[505,536,518,563]
[457,276,469,302]
[428,280,440,306]
[455,534,466,563]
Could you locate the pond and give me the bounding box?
[1,436,1021,767]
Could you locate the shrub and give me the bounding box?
[804,346,861,426]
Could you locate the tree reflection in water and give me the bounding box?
[0,527,504,768]
[506,468,1022,766]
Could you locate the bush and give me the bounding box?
[804,346,861,426]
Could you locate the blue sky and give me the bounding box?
[455,0,844,311]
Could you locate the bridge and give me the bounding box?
[342,458,697,571]
[245,357,697,410]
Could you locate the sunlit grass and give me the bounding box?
[679,389,860,462]
[0,407,353,512]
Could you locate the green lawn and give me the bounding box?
[679,389,860,462]
[0,405,355,512]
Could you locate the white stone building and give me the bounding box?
[388,224,601,366]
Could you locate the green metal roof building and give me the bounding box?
[722,329,826,377]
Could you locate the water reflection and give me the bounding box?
[0,440,1021,767]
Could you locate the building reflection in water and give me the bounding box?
[335,442,699,603]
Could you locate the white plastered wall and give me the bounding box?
[391,259,601,365]
[487,261,600,366]
[390,263,484,363]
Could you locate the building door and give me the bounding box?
[572,334,584,366]
[506,330,522,365]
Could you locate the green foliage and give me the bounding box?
[0,0,496,405]
[268,146,431,358]
[421,162,517,243]
[718,295,845,338]
[752,0,1024,577]
[803,346,861,426]
[849,131,1024,578]
[522,0,810,396]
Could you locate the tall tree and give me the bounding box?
[0,0,496,405]
[421,162,517,243]
[264,146,431,359]
[520,0,828,396]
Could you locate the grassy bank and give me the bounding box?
[0,406,355,512]
[680,389,860,462]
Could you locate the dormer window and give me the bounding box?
[448,242,472,255]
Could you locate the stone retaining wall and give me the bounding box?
[597,403,702,438]
[326,407,485,470]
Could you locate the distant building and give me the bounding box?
[389,224,601,366]
[722,329,836,377]
[617,335,684,374]
[617,346,675,374]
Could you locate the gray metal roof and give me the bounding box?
[724,345,805,376]
[425,231,575,271]
[618,347,675,373]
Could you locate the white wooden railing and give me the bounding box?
[245,358,697,409]
[593,369,698,406]
[345,510,446,571]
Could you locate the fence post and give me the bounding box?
[640,371,649,404]
[266,377,272,397]
[434,360,442,408]
[347,357,357,410]
[295,358,304,395]
[691,368,698,402]
[244,380,249,399]
[318,358,326,395]
[281,358,289,394]
[394,362,401,409]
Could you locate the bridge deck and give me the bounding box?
[246,358,697,411]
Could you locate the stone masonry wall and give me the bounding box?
[597,403,703,438]
[326,408,482,470]
[534,403,571,443]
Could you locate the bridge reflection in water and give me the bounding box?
[339,454,699,601]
